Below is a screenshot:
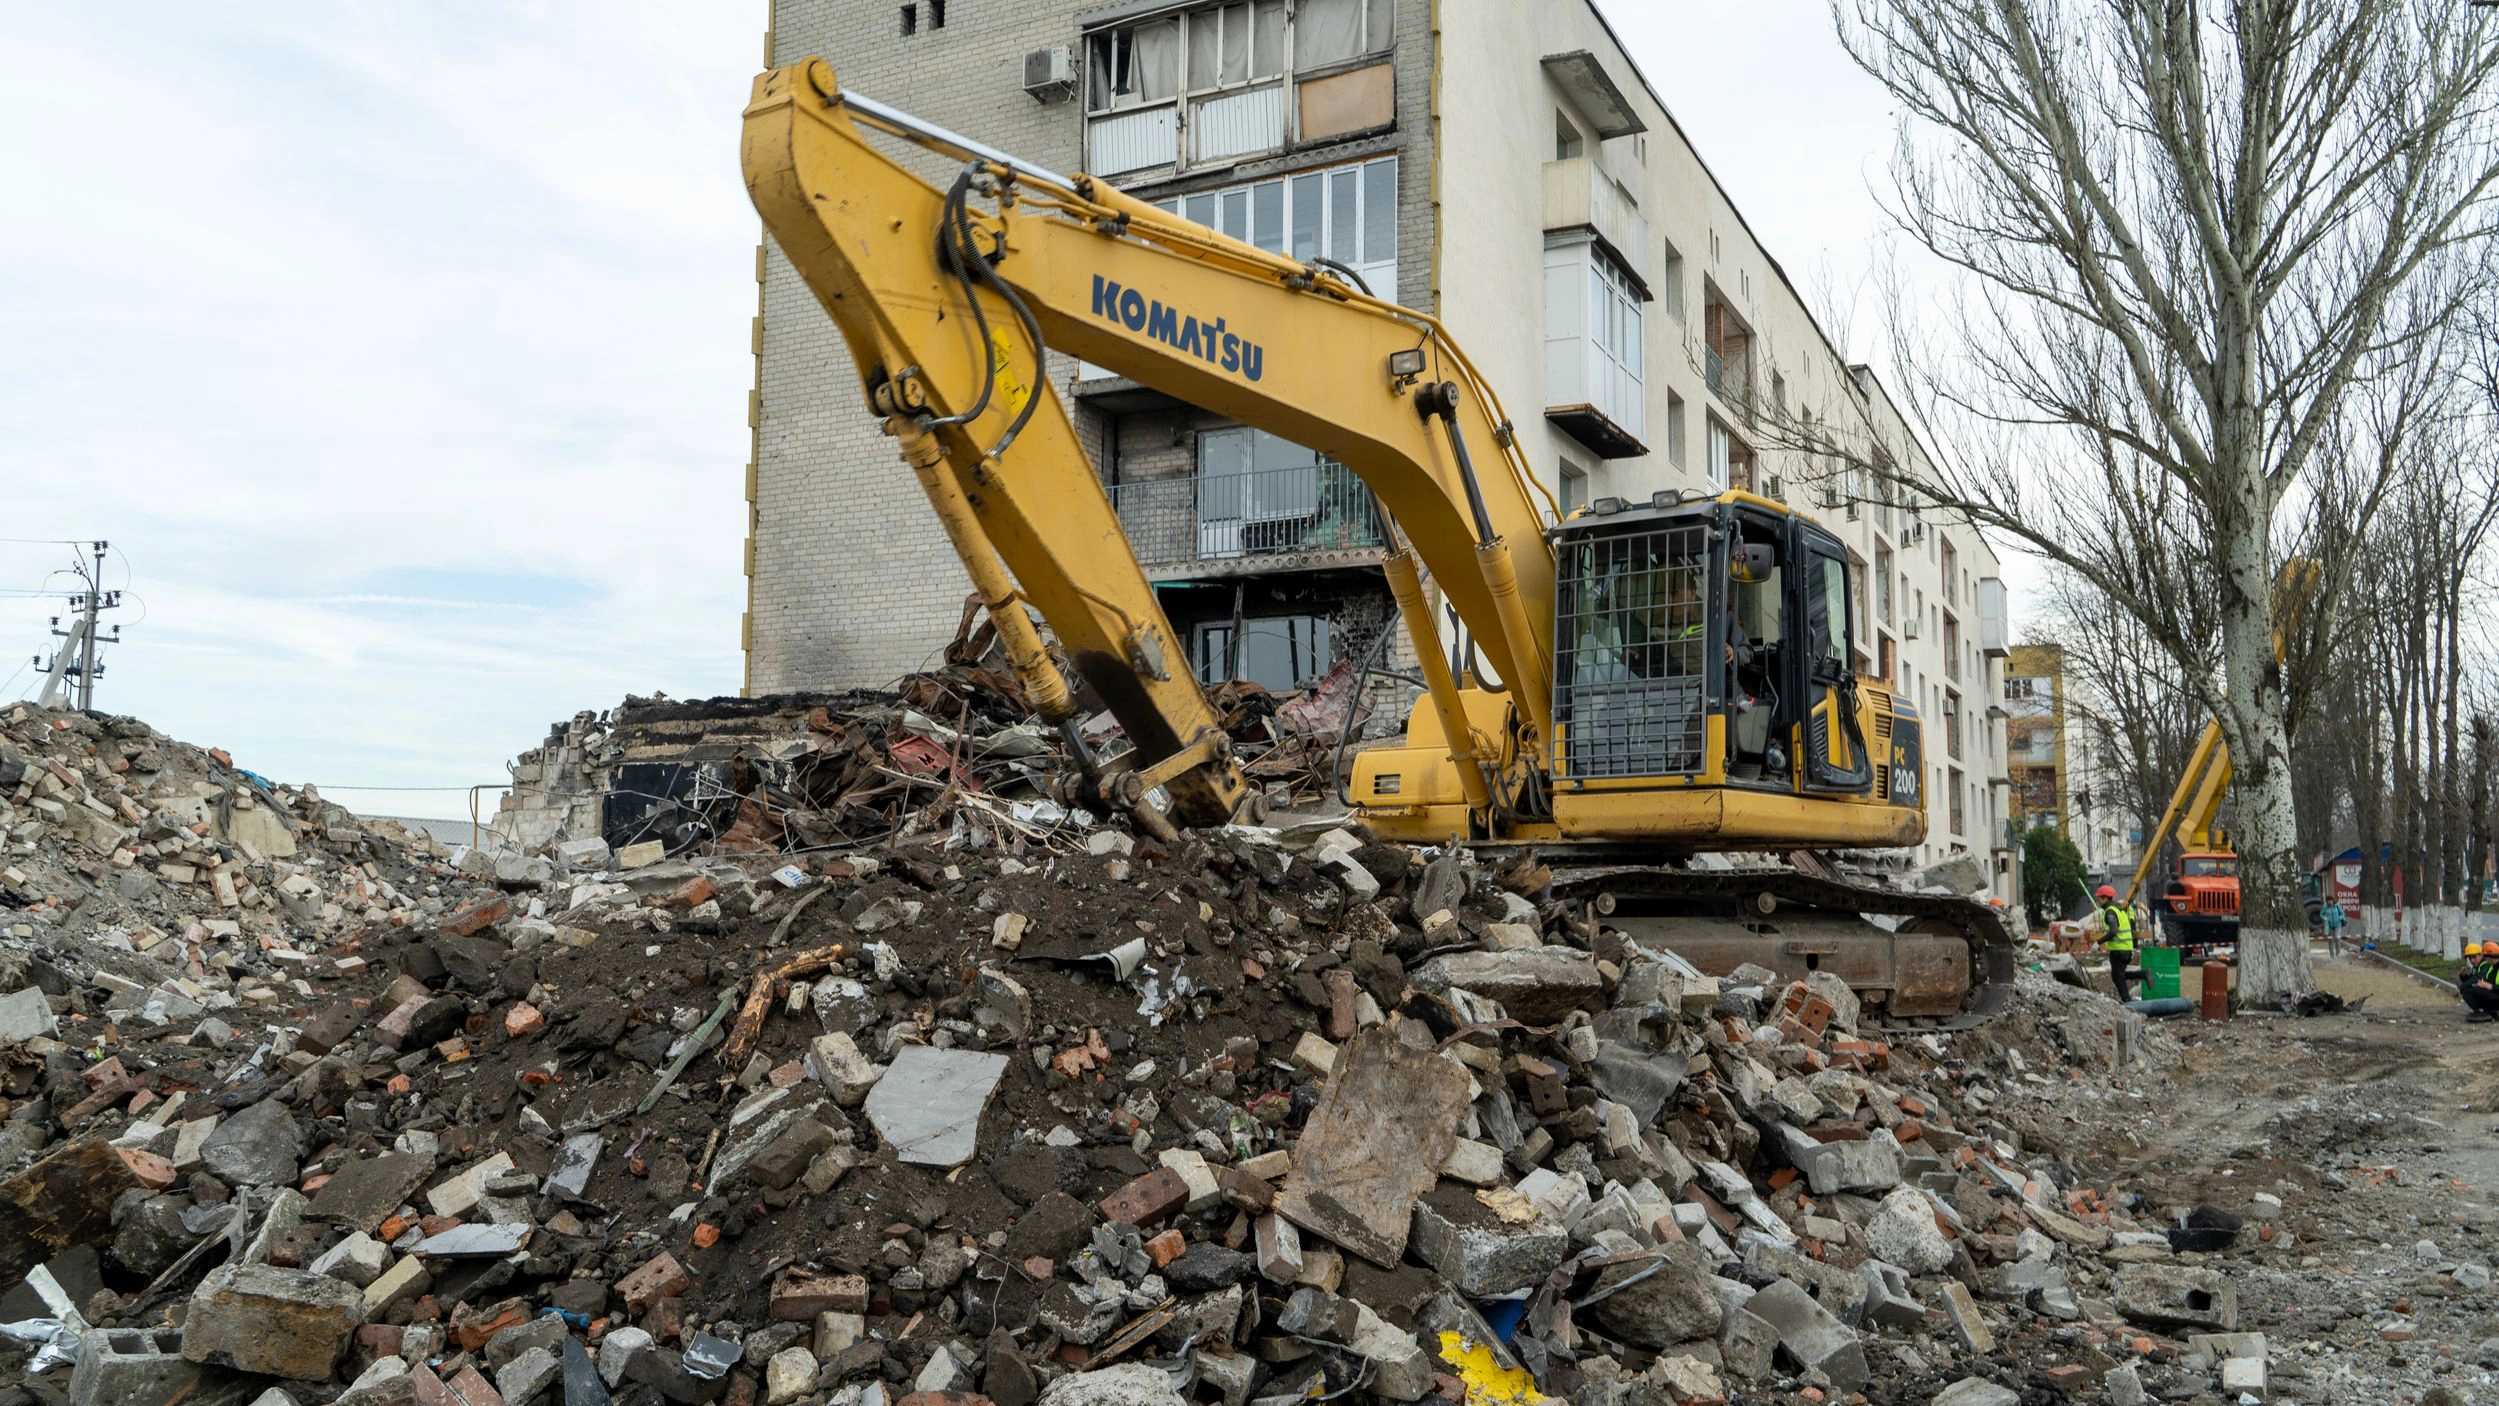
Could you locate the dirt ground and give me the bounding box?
[2053,946,2499,1403]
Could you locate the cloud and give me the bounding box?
[0,4,762,810]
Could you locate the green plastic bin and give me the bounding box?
[2138,946,2182,1000]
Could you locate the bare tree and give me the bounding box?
[1828,0,2499,1002]
[2031,566,2215,877]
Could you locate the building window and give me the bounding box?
[1192,426,1385,558]
[1194,615,1334,690]
[1666,392,1686,467]
[1187,2,1285,91]
[1948,766,1966,835]
[1873,544,1893,625]
[1295,0,1392,71]
[1943,688,1962,761]
[1560,463,1589,515]
[1590,249,1641,385]
[1940,538,1959,606]
[1089,18,1181,110]
[1555,110,1585,161]
[1543,235,1644,448]
[901,4,917,36]
[1660,238,1685,322]
[1089,0,1379,176]
[1156,155,1398,293]
[1706,419,1753,492]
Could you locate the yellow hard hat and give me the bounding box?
[2470,943,2486,958]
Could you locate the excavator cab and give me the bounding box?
[1543,490,1903,839]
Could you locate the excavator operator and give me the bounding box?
[1728,539,1778,772]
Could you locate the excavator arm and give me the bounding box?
[743,59,1556,830]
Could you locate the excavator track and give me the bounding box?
[1547,860,2020,1032]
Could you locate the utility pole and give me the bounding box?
[30,542,121,712]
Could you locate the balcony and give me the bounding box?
[1541,157,1652,289]
[1978,576,2010,658]
[1107,461,1388,574]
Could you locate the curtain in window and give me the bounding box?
[1188,10,1221,90]
[1253,0,1287,78]
[1220,4,1249,83]
[1133,18,1180,102]
[1296,0,1363,70]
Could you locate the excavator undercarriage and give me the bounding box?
[1550,861,2019,1031]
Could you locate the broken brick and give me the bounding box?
[1099,1168,1192,1229]
[439,895,511,937]
[770,1267,867,1321]
[615,1251,692,1313]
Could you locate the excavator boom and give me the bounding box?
[742,60,1553,827]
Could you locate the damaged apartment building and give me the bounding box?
[743,0,2017,881]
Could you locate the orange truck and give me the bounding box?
[2152,848,2240,955]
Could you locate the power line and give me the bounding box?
[310,783,509,792]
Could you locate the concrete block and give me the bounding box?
[803,1032,882,1107]
[1745,1278,1867,1391]
[182,1263,365,1380]
[1717,1305,1777,1381]
[1932,1380,2018,1406]
[1409,1198,1571,1296]
[310,1231,390,1287]
[1778,1124,1902,1195]
[1856,1259,1924,1332]
[69,1327,214,1406]
[1865,1186,1952,1273]
[0,986,57,1041]
[2113,1264,2238,1333]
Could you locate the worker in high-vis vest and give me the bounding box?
[2463,942,2499,1023]
[2094,883,2139,1003]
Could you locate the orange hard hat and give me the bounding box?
[2095,884,2117,900]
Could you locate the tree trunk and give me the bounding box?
[2217,521,2313,1005]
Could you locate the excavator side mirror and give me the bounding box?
[1731,543,1774,583]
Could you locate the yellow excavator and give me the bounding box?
[742,59,2015,1026]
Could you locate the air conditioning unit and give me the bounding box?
[1907,520,1928,543]
[1023,45,1076,99]
[1816,486,1840,509]
[1903,619,1922,641]
[1765,475,1785,501]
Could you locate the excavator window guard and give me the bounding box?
[1553,521,1711,778]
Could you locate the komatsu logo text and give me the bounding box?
[1091,276,1265,381]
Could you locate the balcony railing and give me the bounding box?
[1106,461,1388,570]
[1706,347,1724,395]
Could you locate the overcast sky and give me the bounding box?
[0,1,2025,819]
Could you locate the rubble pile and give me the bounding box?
[0,700,2316,1406]
[0,701,475,1040]
[490,609,1369,866]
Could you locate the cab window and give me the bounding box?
[1806,552,1849,676]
